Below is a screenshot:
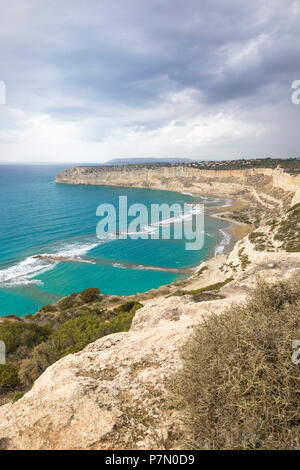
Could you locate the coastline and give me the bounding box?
[175,190,240,258]
[0,177,247,318]
[0,174,287,315]
[129,195,251,303]
[206,197,252,248]
[55,173,250,267]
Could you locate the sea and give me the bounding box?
[0,164,231,317]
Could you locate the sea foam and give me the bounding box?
[0,239,102,288]
[214,229,231,256]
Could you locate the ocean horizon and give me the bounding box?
[0,164,230,317]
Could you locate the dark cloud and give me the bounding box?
[1,0,297,107]
[0,0,299,161]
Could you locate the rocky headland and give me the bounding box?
[0,164,299,449]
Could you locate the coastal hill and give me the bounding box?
[0,163,300,449]
[55,162,300,208]
[55,160,300,189]
[105,157,192,165]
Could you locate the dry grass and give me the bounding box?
[171,274,300,449]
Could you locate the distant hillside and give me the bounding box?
[101,157,300,174]
[190,157,300,175]
[105,157,191,165]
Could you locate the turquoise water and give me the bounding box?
[0,165,230,316]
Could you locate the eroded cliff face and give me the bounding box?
[1,251,300,450]
[55,165,300,204]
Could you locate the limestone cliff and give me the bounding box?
[55,165,300,204]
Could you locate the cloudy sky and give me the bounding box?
[0,0,300,163]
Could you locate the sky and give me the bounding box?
[0,0,300,163]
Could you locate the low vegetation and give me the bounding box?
[276,204,300,252]
[79,287,101,303]
[248,203,300,253]
[0,322,51,359]
[113,301,143,314]
[231,209,252,225]
[249,231,265,243]
[11,391,25,402]
[0,290,143,399]
[238,247,251,270]
[171,274,300,449]
[57,293,78,311]
[177,278,234,297]
[195,266,208,277]
[0,364,20,390]
[39,304,56,313]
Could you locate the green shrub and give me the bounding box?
[113,301,143,314]
[79,287,101,303]
[51,308,135,357]
[180,278,233,296]
[0,322,52,357]
[249,231,264,242]
[58,293,78,311]
[39,304,56,313]
[18,309,136,386]
[287,203,300,213]
[0,364,20,390]
[51,314,103,355]
[19,342,60,387]
[11,391,25,402]
[286,244,300,252]
[1,296,140,391]
[171,275,300,449]
[196,266,208,277]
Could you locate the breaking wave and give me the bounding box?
[214,229,231,256]
[0,239,102,288]
[0,201,219,288]
[151,204,203,227]
[0,256,57,288]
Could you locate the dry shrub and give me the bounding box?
[19,342,60,387]
[79,287,101,303]
[172,274,300,449]
[0,364,20,390]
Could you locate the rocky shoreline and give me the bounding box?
[0,165,299,449]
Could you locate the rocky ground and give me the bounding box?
[0,166,299,449]
[0,247,300,449]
